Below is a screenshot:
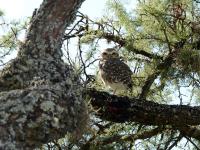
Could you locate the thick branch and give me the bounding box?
[88,89,200,126]
[178,126,200,141]
[0,84,87,149]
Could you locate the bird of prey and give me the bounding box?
[99,48,133,94]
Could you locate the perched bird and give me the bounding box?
[99,48,133,94]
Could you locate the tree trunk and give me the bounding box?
[0,0,87,149]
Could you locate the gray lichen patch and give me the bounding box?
[40,100,55,112]
[0,111,10,124]
[52,117,60,128]
[56,105,64,113]
[16,115,27,123]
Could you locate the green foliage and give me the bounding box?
[177,46,200,73]
[80,34,97,44]
[0,9,4,16]
[55,0,200,149]
[107,0,136,35]
[0,16,29,66]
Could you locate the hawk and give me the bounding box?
[99,48,133,94]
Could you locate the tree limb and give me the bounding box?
[97,126,165,146]
[139,40,186,99]
[0,84,87,148]
[87,89,200,141]
[178,126,200,141]
[87,88,200,126]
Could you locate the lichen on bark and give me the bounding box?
[0,0,87,149]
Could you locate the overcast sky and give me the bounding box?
[0,0,106,20]
[0,0,108,66]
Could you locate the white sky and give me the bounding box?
[0,0,108,64]
[0,0,107,20]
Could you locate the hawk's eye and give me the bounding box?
[111,52,118,56]
[102,52,107,55]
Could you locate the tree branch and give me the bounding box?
[87,88,200,126]
[87,89,200,141]
[97,126,165,146]
[178,126,200,141]
[98,32,163,60]
[139,40,186,99]
[0,85,87,148]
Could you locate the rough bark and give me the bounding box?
[0,0,87,149]
[88,89,200,125]
[87,89,200,140]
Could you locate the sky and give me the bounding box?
[0,0,194,105]
[0,0,107,20]
[0,0,108,66]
